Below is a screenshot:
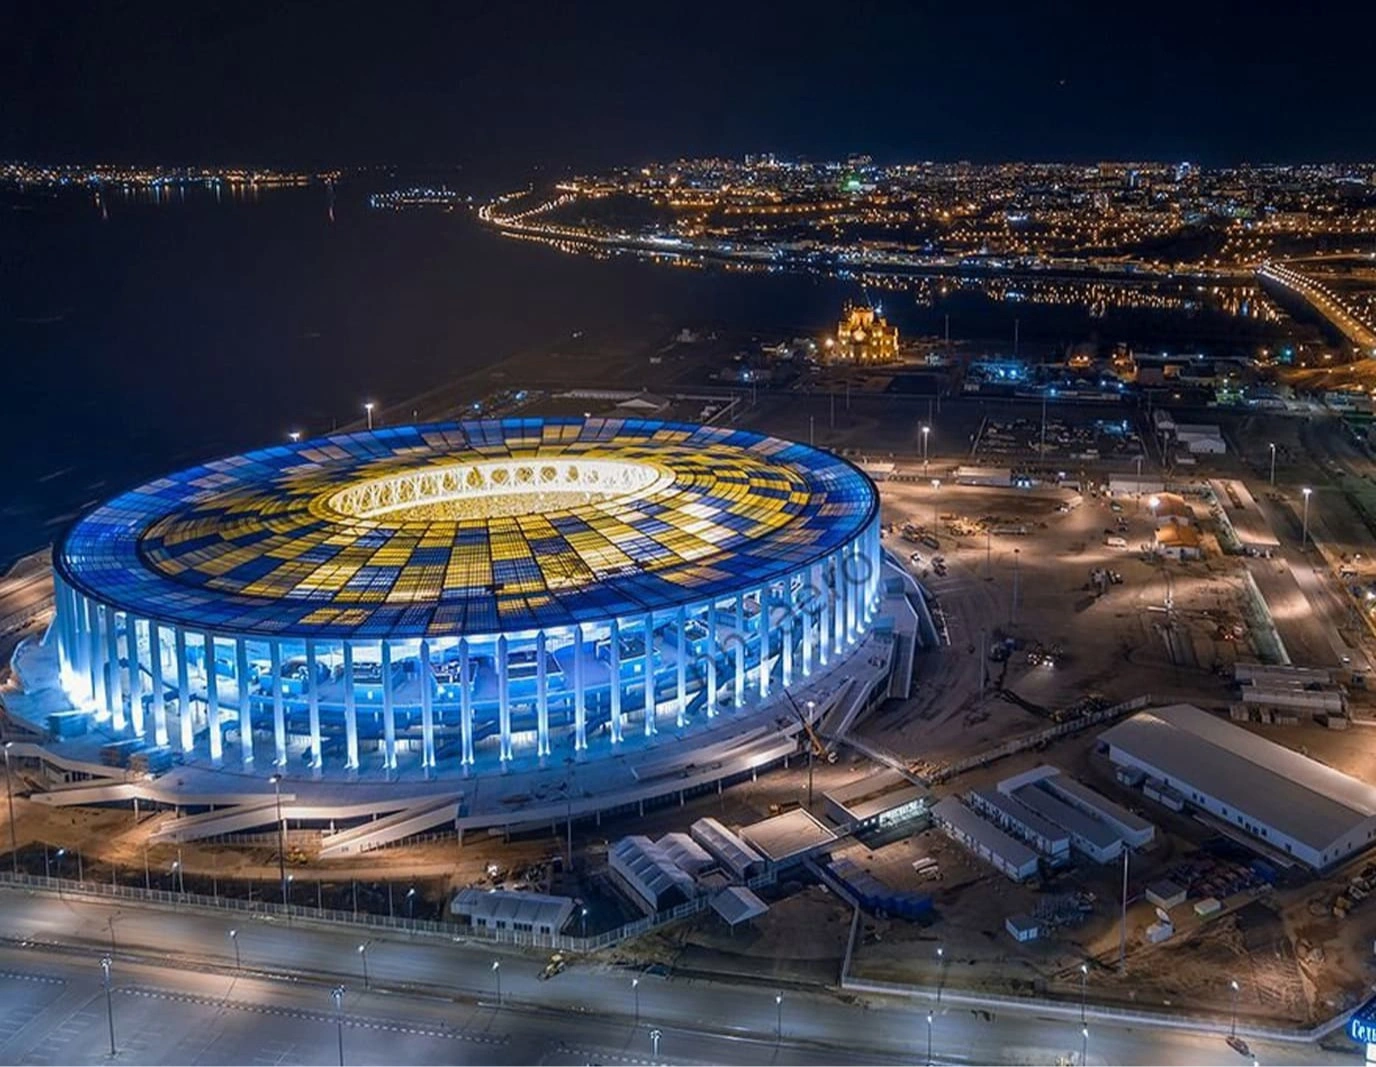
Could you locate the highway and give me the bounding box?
[0,889,1354,1065]
[1258,263,1376,354]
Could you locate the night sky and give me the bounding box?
[4,1,1376,175]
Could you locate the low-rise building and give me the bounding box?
[931,796,1040,882]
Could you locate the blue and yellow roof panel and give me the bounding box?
[56,418,877,640]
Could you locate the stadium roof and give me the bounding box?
[1100,703,1376,855]
[56,418,877,640]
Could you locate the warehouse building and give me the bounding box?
[690,817,766,880]
[609,835,698,913]
[931,796,1040,882]
[1101,703,1376,870]
[1008,782,1124,862]
[967,788,1071,860]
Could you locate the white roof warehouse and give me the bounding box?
[1100,704,1376,870]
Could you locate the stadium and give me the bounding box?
[28,418,893,839]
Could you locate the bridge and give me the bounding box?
[1258,260,1376,355]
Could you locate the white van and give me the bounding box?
[1105,535,1128,548]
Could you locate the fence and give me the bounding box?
[0,865,777,954]
[926,694,1154,785]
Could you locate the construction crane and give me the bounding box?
[782,689,837,811]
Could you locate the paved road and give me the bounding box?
[0,889,1355,1065]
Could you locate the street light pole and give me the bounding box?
[4,742,17,876]
[930,479,940,531]
[775,991,782,1042]
[925,1012,933,1067]
[650,1028,661,1061]
[1301,487,1312,547]
[631,977,640,1025]
[1268,442,1276,486]
[332,985,346,1067]
[492,960,501,1006]
[270,774,288,906]
[358,943,369,989]
[936,945,945,1004]
[364,402,375,430]
[101,955,116,1056]
[922,425,930,476]
[805,699,816,808]
[1229,978,1240,1038]
[1079,962,1088,1024]
[1081,1025,1088,1066]
[229,929,241,971]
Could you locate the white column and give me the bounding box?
[127,617,145,738]
[271,641,286,766]
[419,639,435,773]
[642,612,657,737]
[705,603,718,718]
[342,643,359,771]
[381,641,396,771]
[459,638,474,767]
[782,614,794,689]
[608,619,623,743]
[305,641,322,771]
[105,606,123,728]
[758,586,771,700]
[675,607,688,729]
[832,554,845,655]
[573,625,587,751]
[497,636,512,762]
[235,638,254,767]
[149,621,168,747]
[205,634,223,764]
[87,598,105,712]
[175,629,193,754]
[536,631,550,757]
[733,639,745,708]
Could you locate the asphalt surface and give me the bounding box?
[0,889,1356,1065]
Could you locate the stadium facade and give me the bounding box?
[49,418,882,781]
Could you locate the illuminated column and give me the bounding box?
[86,598,105,712]
[459,638,474,767]
[127,617,145,738]
[608,619,623,743]
[573,625,587,751]
[705,603,718,718]
[819,563,832,667]
[381,641,396,771]
[235,638,254,767]
[205,634,223,764]
[175,629,193,754]
[419,640,435,773]
[642,612,657,737]
[536,631,551,757]
[497,636,512,762]
[149,621,168,747]
[733,639,745,708]
[675,607,688,729]
[802,584,815,678]
[105,606,123,727]
[849,543,861,640]
[832,555,845,655]
[269,641,286,766]
[305,641,322,772]
[758,586,771,700]
[342,643,359,771]
[782,614,794,689]
[68,586,89,681]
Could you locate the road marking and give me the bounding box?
[0,971,64,986]
[119,986,508,1045]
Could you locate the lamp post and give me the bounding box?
[1229,978,1240,1038]
[332,985,346,1067]
[289,431,301,444]
[101,955,116,1056]
[1301,487,1312,548]
[804,699,816,808]
[650,1028,661,1061]
[936,944,945,1004]
[1080,1025,1088,1066]
[270,773,288,906]
[1268,442,1276,486]
[406,886,416,920]
[491,960,501,1006]
[364,402,375,430]
[775,991,783,1042]
[631,977,640,1025]
[922,425,930,475]
[358,943,369,990]
[4,742,16,876]
[1079,962,1088,1024]
[930,479,941,531]
[924,1011,934,1066]
[580,906,588,938]
[228,928,241,971]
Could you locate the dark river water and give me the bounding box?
[0,183,1285,568]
